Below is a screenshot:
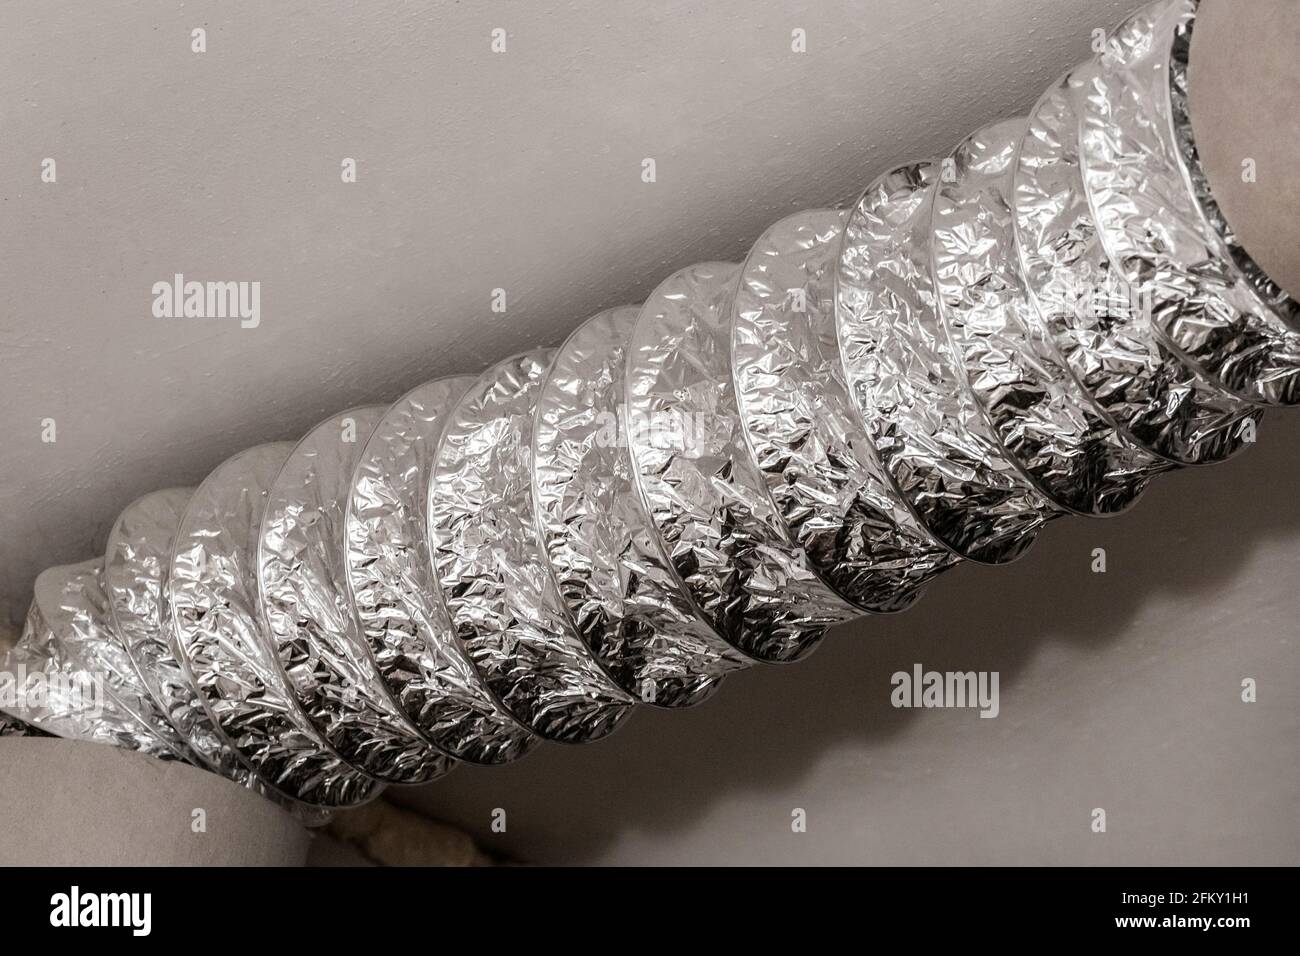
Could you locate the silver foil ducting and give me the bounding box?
[106,488,250,778]
[2,561,191,760]
[0,711,48,737]
[169,444,381,809]
[1013,67,1259,465]
[13,0,1294,810]
[345,377,537,763]
[259,408,453,784]
[836,162,1054,563]
[732,209,956,610]
[534,307,750,708]
[931,119,1170,514]
[430,350,635,742]
[626,262,860,662]
[1079,0,1300,407]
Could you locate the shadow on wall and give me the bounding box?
[391,409,1300,862]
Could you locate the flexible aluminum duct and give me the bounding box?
[1,0,1293,820]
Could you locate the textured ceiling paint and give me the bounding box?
[2,0,1133,620]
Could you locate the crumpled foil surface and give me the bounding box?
[837,163,1054,563]
[0,711,49,737]
[2,561,191,760]
[1079,0,1300,407]
[169,443,381,809]
[732,209,956,609]
[430,350,635,742]
[931,118,1170,514]
[15,0,1292,810]
[345,376,537,763]
[259,408,452,784]
[1013,67,1259,465]
[626,262,860,662]
[534,307,750,708]
[105,488,242,776]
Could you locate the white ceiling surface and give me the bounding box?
[0,0,1138,623]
